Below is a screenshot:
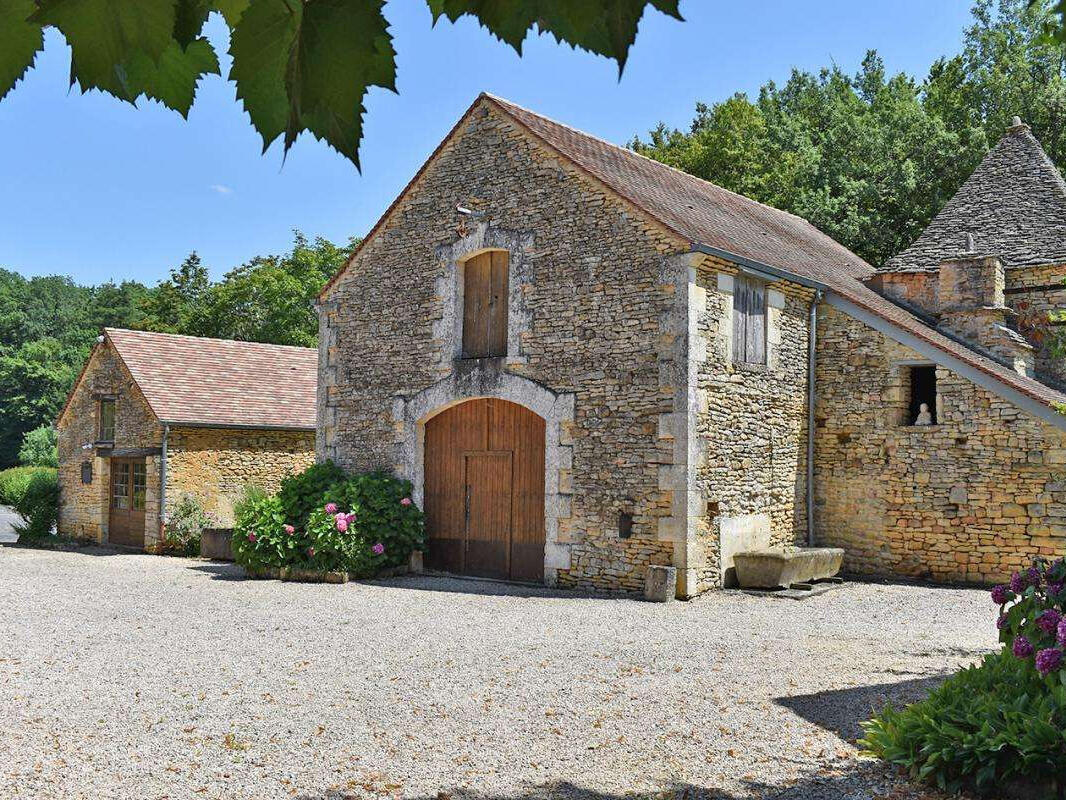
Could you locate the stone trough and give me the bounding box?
[733,547,844,590]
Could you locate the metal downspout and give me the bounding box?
[807,291,822,547]
[160,424,169,540]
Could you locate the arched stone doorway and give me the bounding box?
[423,398,546,581]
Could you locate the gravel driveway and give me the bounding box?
[0,549,997,800]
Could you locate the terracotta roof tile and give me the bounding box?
[483,96,1066,410]
[104,328,317,430]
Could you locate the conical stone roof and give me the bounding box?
[883,118,1066,272]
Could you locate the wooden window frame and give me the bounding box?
[98,397,116,443]
[732,275,768,366]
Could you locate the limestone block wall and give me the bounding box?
[814,304,1066,582]
[167,426,315,525]
[319,101,687,593]
[56,342,164,545]
[693,257,812,589]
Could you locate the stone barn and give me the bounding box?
[56,328,316,550]
[316,95,1066,595]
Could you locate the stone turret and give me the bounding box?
[936,238,1034,376]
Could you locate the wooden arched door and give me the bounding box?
[424,398,545,582]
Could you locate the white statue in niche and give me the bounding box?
[914,402,933,426]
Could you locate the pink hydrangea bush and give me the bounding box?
[993,556,1066,680]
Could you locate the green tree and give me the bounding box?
[192,232,355,346]
[138,252,212,334]
[632,53,984,266]
[0,1,682,169]
[18,424,58,468]
[0,338,82,469]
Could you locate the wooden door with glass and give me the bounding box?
[108,457,146,548]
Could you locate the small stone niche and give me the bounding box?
[901,364,937,426]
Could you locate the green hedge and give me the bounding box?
[13,469,59,541]
[0,466,56,506]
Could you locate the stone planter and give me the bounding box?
[733,547,844,590]
[200,528,234,561]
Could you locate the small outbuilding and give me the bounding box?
[56,328,316,550]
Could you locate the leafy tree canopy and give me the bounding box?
[632,0,1066,267]
[0,0,682,169]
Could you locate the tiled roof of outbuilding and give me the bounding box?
[102,328,317,430]
[883,120,1066,272]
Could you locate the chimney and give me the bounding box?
[937,237,1034,376]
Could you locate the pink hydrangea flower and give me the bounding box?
[324,502,337,514]
[335,518,348,533]
[372,542,385,555]
[247,531,257,542]
[400,497,412,506]
[283,524,295,535]
[345,512,357,524]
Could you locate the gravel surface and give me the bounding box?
[0,548,998,800]
[0,505,18,543]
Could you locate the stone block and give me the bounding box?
[644,565,677,602]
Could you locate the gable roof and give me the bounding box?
[318,94,1066,423]
[884,120,1066,272]
[64,329,318,430]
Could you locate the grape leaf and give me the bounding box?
[0,0,45,101]
[212,0,251,27]
[174,0,212,48]
[33,0,177,91]
[119,38,221,117]
[230,0,395,167]
[427,0,682,72]
[287,0,396,164]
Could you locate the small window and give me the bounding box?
[907,365,937,426]
[462,250,508,358]
[98,398,116,442]
[732,276,767,365]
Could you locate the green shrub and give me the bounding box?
[162,494,217,556]
[231,493,293,570]
[862,556,1066,797]
[18,425,57,468]
[0,466,51,506]
[276,461,346,532]
[323,470,425,572]
[231,469,425,577]
[861,650,1066,795]
[13,468,59,541]
[232,483,269,522]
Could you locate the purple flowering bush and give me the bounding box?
[994,557,1066,680]
[862,556,1066,796]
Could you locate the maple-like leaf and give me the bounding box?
[0,0,44,101]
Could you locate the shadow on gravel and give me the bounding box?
[774,675,949,742]
[370,574,616,601]
[293,767,942,800]
[186,562,247,580]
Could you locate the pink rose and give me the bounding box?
[335,518,348,533]
[345,512,357,524]
[247,531,257,542]
[324,502,337,514]
[283,524,295,535]
[372,542,385,555]
[400,497,412,506]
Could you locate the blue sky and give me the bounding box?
[0,1,973,286]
